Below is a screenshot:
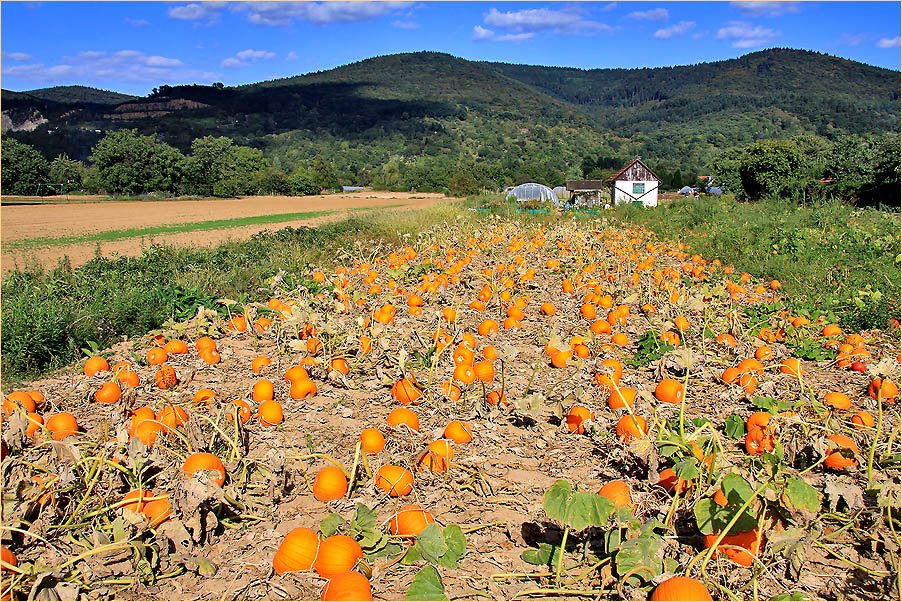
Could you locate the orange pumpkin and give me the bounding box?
[182,452,226,486]
[359,428,386,454]
[650,576,712,601]
[321,570,373,601]
[392,378,423,405]
[273,527,320,575]
[375,465,414,497]
[389,504,435,537]
[313,466,348,501]
[313,535,363,578]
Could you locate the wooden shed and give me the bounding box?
[606,157,662,208]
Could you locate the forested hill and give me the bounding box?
[2,49,898,178]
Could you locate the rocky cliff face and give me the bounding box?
[104,97,210,120]
[1,109,48,132]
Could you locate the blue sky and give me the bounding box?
[2,1,899,96]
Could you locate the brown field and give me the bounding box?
[0,192,449,272]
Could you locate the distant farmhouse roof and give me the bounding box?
[566,179,607,191]
[606,157,662,183]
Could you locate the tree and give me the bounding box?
[1,138,48,195]
[312,155,339,191]
[48,155,84,190]
[89,129,184,194]
[288,169,319,196]
[181,136,235,196]
[738,139,801,199]
[671,169,683,190]
[707,149,742,195]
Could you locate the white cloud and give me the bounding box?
[877,36,901,48]
[231,1,412,27]
[626,8,669,21]
[236,49,275,61]
[473,25,496,41]
[839,33,870,46]
[221,49,275,68]
[168,2,227,21]
[4,50,215,85]
[392,20,419,30]
[654,21,696,39]
[602,3,617,12]
[472,25,536,43]
[716,21,780,48]
[4,52,33,62]
[730,2,801,17]
[221,57,248,69]
[482,7,611,36]
[124,18,150,27]
[285,51,299,61]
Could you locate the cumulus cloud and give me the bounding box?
[4,52,33,62]
[731,2,801,17]
[168,2,227,22]
[602,3,617,12]
[481,7,611,36]
[285,51,299,61]
[472,26,536,43]
[716,21,780,48]
[473,25,495,41]
[877,36,901,48]
[124,18,150,27]
[4,49,214,85]
[626,8,669,21]
[392,20,419,30]
[654,21,696,39]
[221,49,276,68]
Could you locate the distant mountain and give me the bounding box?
[2,49,898,177]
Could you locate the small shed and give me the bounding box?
[565,179,609,207]
[606,157,662,208]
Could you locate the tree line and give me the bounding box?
[2,129,898,207]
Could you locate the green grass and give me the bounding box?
[612,195,901,332]
[0,200,475,384]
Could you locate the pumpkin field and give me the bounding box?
[1,207,900,601]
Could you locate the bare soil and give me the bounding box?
[1,192,447,272]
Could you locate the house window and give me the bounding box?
[632,182,645,195]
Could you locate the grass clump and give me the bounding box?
[612,195,901,331]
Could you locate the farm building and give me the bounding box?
[565,179,610,208]
[607,157,662,208]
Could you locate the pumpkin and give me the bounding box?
[392,378,423,405]
[131,420,161,447]
[654,379,684,404]
[313,534,363,578]
[321,570,373,601]
[94,381,122,404]
[154,365,178,389]
[119,489,153,514]
[1,545,18,573]
[824,434,858,470]
[375,465,414,497]
[289,378,318,400]
[417,440,454,474]
[389,504,435,537]
[182,452,226,486]
[704,529,762,567]
[443,420,473,444]
[313,466,348,502]
[164,340,189,354]
[156,406,188,434]
[84,356,110,377]
[598,480,632,508]
[616,414,648,443]
[146,347,168,366]
[650,576,712,601]
[359,428,386,454]
[143,496,172,527]
[252,379,275,402]
[273,527,320,575]
[258,400,284,426]
[565,406,594,434]
[386,408,419,432]
[45,412,78,440]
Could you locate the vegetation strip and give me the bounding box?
[4,205,405,249]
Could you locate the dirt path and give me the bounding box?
[1,192,448,272]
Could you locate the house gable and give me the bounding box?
[606,158,662,184]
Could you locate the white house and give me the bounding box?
[606,157,662,208]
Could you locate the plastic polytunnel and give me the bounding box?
[552,186,567,200]
[505,183,561,207]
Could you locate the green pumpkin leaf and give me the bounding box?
[783,476,820,513]
[724,413,745,439]
[438,525,466,569]
[406,566,447,601]
[543,480,574,524]
[320,513,345,538]
[416,523,448,563]
[521,542,560,567]
[615,536,664,585]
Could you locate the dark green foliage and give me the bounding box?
[1,138,48,195]
[88,129,185,195]
[48,155,84,190]
[739,140,802,199]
